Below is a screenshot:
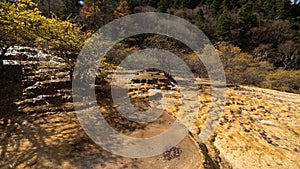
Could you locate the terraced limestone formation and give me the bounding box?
[193,83,300,169]
[1,66,204,168]
[0,59,299,168]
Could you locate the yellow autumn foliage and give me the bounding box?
[0,0,91,72]
[262,69,300,93]
[215,41,299,93]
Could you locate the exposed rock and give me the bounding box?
[1,60,299,169]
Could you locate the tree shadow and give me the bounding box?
[0,111,140,168]
[0,65,141,168]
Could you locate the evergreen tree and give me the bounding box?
[195,8,205,25]
[199,0,206,5]
[237,2,258,33]
[61,0,82,19]
[291,1,300,21]
[180,0,200,9]
[157,0,169,12]
[215,10,232,40]
[263,0,277,19]
[276,0,291,19]
[148,0,160,8]
[222,0,239,10]
[173,0,181,8]
[210,0,222,14]
[251,0,264,12]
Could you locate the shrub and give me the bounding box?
[262,69,300,93]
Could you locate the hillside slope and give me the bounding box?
[0,66,299,168]
[197,83,300,169]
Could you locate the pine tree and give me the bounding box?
[216,10,232,40]
[179,0,200,9]
[237,2,258,33]
[251,0,264,12]
[195,8,205,26]
[291,0,300,21]
[157,0,169,12]
[173,0,182,8]
[61,0,81,19]
[199,0,206,5]
[222,0,239,10]
[210,0,222,14]
[276,0,291,19]
[262,0,277,19]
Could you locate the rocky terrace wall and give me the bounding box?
[0,65,22,115]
